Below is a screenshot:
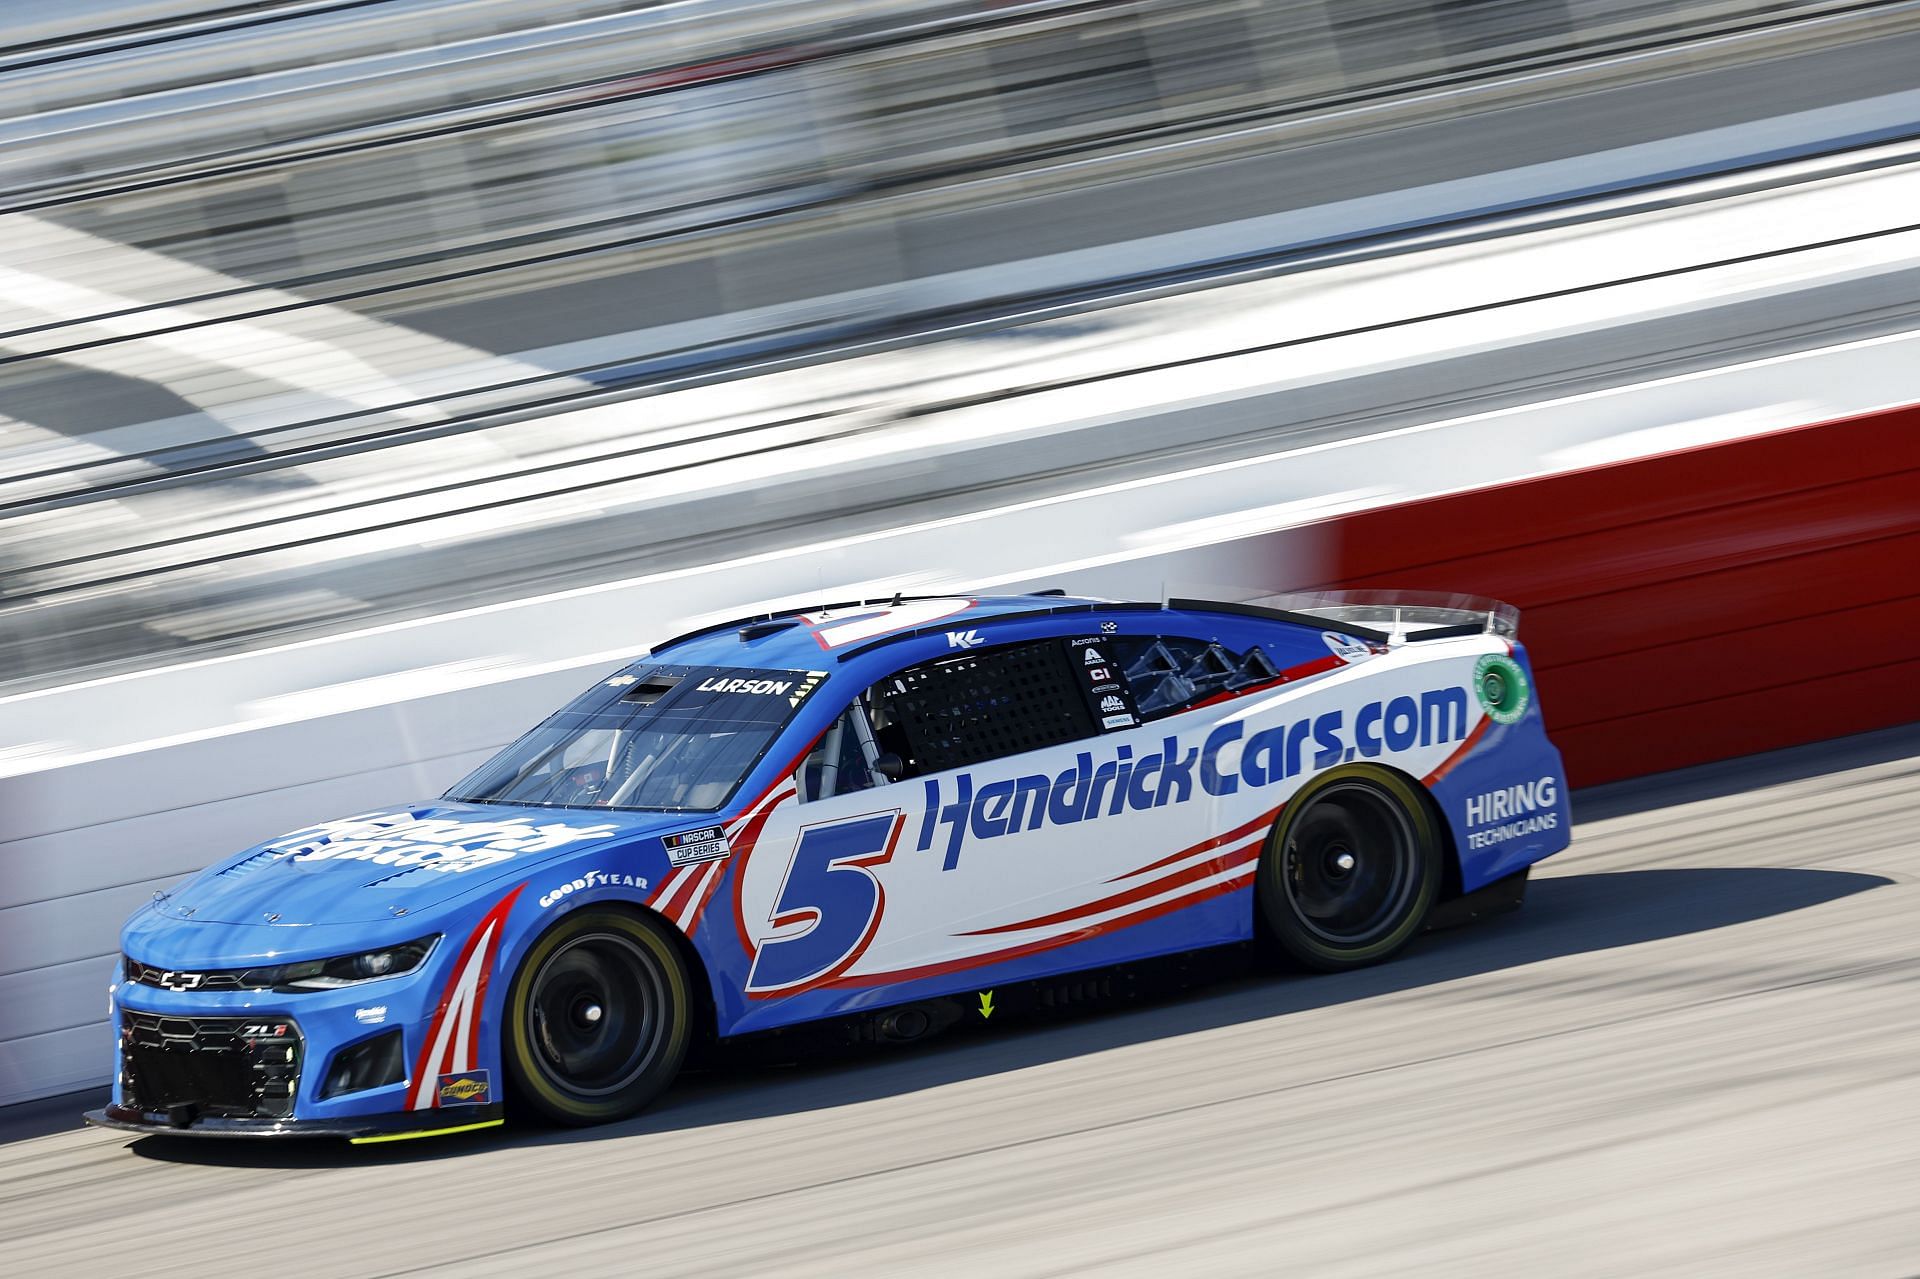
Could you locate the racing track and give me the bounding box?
[3,724,1918,1275]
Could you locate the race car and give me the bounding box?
[87,591,1569,1141]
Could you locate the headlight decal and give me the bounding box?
[123,936,440,994]
[280,936,439,990]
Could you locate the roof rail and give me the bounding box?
[1165,598,1391,644]
[647,591,1066,656]
[834,600,1166,662]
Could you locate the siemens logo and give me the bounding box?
[917,687,1469,870]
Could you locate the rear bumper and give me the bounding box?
[83,1101,504,1144]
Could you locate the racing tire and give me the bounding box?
[1256,767,1442,972]
[502,908,693,1126]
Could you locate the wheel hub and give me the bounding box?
[526,932,668,1099]
[1280,782,1421,946]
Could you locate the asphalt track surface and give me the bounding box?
[4,724,1918,1276]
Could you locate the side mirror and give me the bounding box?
[872,752,906,782]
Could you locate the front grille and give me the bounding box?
[121,1013,303,1119]
[124,954,277,993]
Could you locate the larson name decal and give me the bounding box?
[698,676,795,695]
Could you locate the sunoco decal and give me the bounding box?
[436,1069,492,1107]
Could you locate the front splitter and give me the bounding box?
[84,1102,505,1144]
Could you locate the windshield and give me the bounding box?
[446,664,826,812]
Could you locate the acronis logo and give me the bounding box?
[916,687,1469,870]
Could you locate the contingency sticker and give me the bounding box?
[436,1069,492,1107]
[662,825,732,867]
[1474,653,1531,724]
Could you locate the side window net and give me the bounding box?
[879,641,1093,776]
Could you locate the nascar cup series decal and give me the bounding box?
[662,825,731,866]
[267,811,619,874]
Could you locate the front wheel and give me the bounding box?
[502,909,693,1126]
[1257,768,1441,971]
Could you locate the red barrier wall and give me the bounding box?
[1306,405,1920,786]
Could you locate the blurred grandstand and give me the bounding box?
[4,0,1918,691]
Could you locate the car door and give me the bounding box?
[732,632,1257,1024]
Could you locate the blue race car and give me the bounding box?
[88,592,1569,1141]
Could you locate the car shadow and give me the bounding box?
[121,863,1888,1170]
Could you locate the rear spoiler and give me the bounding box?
[1249,591,1519,645]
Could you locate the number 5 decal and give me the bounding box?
[747,811,904,994]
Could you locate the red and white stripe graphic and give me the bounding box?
[953,810,1277,942]
[652,773,798,937]
[649,857,727,934]
[405,884,523,1110]
[819,807,1286,991]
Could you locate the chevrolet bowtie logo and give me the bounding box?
[158,971,204,991]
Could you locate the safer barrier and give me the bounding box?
[1310,405,1920,786]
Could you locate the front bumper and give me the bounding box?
[84,1101,504,1144]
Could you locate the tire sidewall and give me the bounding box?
[502,908,693,1126]
[1257,766,1442,971]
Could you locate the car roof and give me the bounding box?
[643,594,1125,670]
[638,592,1361,675]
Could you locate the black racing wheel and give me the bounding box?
[1257,767,1441,971]
[503,909,693,1126]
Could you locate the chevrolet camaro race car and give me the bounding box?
[88,591,1570,1142]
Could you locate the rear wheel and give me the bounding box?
[503,909,693,1126]
[1257,768,1441,971]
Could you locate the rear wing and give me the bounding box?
[1253,590,1520,646]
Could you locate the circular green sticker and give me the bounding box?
[1474,653,1530,725]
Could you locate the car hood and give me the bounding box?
[159,802,686,927]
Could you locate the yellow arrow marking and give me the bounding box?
[978,990,995,1020]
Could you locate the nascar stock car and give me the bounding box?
[88,591,1569,1142]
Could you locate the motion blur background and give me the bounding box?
[3,2,1919,1269]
